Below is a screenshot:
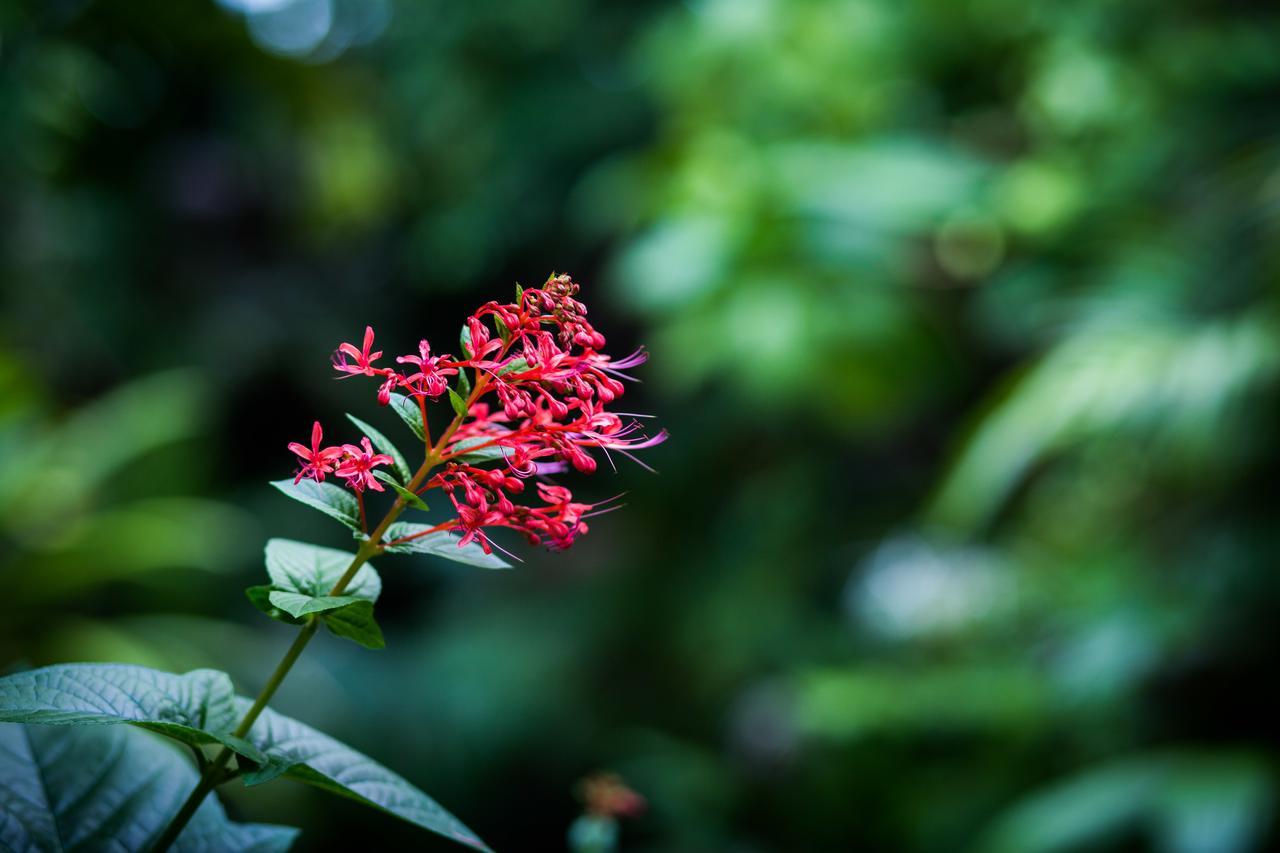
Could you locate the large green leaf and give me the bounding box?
[0,664,490,851]
[239,701,488,851]
[346,413,412,483]
[0,665,264,765]
[0,722,298,851]
[388,393,426,442]
[270,479,361,531]
[381,523,512,569]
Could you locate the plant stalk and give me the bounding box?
[151,382,486,851]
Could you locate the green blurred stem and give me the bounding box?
[151,379,488,852]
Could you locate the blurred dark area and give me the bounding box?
[3,0,1280,850]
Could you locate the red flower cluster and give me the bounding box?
[434,465,600,552]
[289,274,666,554]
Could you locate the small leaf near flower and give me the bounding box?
[374,469,429,511]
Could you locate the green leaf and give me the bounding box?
[239,701,490,851]
[448,388,467,417]
[0,664,488,851]
[270,479,361,531]
[260,540,385,648]
[246,584,304,625]
[0,722,298,852]
[264,539,381,602]
[0,664,265,766]
[455,364,472,398]
[321,600,385,649]
[494,314,511,343]
[388,392,426,442]
[382,522,512,569]
[496,357,530,377]
[977,751,1273,853]
[446,436,511,464]
[346,413,412,483]
[268,591,363,619]
[459,323,473,358]
[374,470,429,511]
[514,282,524,303]
[253,588,383,649]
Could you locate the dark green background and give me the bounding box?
[3,0,1279,850]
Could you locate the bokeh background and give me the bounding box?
[3,0,1280,850]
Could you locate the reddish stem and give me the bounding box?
[386,519,454,546]
[418,395,432,449]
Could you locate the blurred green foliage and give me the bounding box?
[3,0,1280,851]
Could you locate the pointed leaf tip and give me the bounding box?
[374,469,429,511]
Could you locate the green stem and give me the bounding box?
[150,619,320,851]
[154,492,421,849]
[152,381,488,851]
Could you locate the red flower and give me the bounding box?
[464,316,504,368]
[336,437,394,492]
[396,340,457,399]
[333,326,384,377]
[288,421,345,484]
[376,373,399,406]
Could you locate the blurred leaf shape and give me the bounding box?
[771,138,988,233]
[979,751,1273,853]
[793,663,1047,740]
[0,370,209,519]
[14,499,255,602]
[0,369,254,605]
[610,216,736,313]
[0,722,298,851]
[845,535,1015,641]
[928,312,1280,533]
